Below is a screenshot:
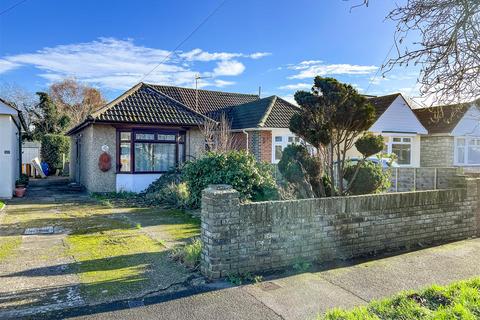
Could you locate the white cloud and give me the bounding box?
[213,79,235,87]
[0,59,20,73]
[212,60,245,76]
[0,38,269,90]
[287,60,378,79]
[278,83,311,90]
[280,95,298,106]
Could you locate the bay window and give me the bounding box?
[455,137,480,165]
[117,129,186,173]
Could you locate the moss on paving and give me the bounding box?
[66,229,168,302]
[320,277,480,319]
[0,236,21,262]
[1,196,198,304]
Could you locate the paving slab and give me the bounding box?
[244,274,366,320]
[70,287,282,320]
[243,238,480,320]
[0,234,84,319]
[318,238,480,302]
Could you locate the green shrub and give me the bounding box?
[41,134,70,174]
[145,182,190,209]
[344,161,390,195]
[355,133,385,158]
[182,151,278,208]
[278,145,327,198]
[171,238,202,269]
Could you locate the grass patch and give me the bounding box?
[0,236,21,262]
[66,229,166,302]
[320,277,480,319]
[0,200,4,211]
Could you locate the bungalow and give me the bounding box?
[0,98,27,199]
[67,83,301,192]
[346,93,428,167]
[413,100,480,169]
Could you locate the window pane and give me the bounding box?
[120,132,131,141]
[457,147,465,164]
[120,143,131,172]
[402,137,411,142]
[178,134,185,143]
[135,143,155,171]
[135,143,176,172]
[393,137,401,142]
[178,143,185,164]
[457,138,465,146]
[157,134,176,141]
[288,137,293,143]
[135,133,155,140]
[275,145,282,160]
[468,139,480,164]
[154,144,176,171]
[275,136,282,142]
[392,143,411,165]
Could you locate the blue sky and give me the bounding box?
[0,0,420,102]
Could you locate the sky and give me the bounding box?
[0,0,421,103]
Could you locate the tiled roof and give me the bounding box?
[147,84,259,114]
[208,96,300,129]
[367,93,401,120]
[413,103,471,134]
[67,83,207,134]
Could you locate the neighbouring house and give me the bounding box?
[414,100,480,169]
[0,98,27,199]
[346,93,428,167]
[67,83,301,193]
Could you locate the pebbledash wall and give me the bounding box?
[200,179,480,279]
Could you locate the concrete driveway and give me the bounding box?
[42,237,480,320]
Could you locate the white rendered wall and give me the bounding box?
[116,173,162,193]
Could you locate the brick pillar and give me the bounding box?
[200,184,240,279]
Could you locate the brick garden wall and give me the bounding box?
[200,180,480,279]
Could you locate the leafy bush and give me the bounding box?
[171,238,202,269]
[182,151,278,208]
[355,133,385,158]
[278,145,326,198]
[40,134,70,174]
[344,161,390,195]
[145,182,190,209]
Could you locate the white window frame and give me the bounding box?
[272,134,300,163]
[384,134,413,166]
[454,136,480,166]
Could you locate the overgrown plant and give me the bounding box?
[171,238,202,269]
[182,151,278,208]
[291,77,383,196]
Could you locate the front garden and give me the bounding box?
[0,196,201,309]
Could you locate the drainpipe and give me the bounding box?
[242,130,249,153]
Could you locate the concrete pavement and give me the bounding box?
[40,237,480,320]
